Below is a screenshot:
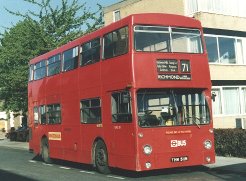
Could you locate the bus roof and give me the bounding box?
[29,13,202,64]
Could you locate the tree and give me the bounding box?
[0,19,46,113]
[0,0,104,114]
[5,0,103,48]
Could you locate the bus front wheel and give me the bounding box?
[41,138,52,164]
[95,140,110,174]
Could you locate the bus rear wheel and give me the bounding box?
[95,140,110,174]
[41,138,52,164]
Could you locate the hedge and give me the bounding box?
[214,129,246,158]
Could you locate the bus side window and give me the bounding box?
[29,64,34,81]
[47,104,61,124]
[33,106,39,125]
[34,60,46,80]
[47,54,61,76]
[103,26,128,59]
[80,38,100,66]
[63,47,78,72]
[111,91,132,123]
[80,98,101,124]
[39,105,46,124]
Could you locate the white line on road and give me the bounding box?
[28,160,37,163]
[60,166,71,170]
[42,163,53,166]
[79,170,95,174]
[107,175,125,180]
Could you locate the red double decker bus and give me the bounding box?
[28,13,215,173]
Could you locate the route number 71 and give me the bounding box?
[180,60,190,73]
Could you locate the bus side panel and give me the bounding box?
[77,64,102,164]
[29,79,46,155]
[61,101,81,162]
[59,70,80,161]
[100,53,137,170]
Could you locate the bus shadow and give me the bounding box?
[110,165,209,178]
[32,154,246,179]
[207,163,246,178]
[31,154,211,178]
[32,155,95,171]
[0,169,38,181]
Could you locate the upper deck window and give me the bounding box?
[80,38,100,66]
[48,54,61,76]
[34,60,46,80]
[63,47,78,72]
[134,26,203,54]
[29,65,34,81]
[103,26,128,59]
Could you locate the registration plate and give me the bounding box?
[171,156,188,162]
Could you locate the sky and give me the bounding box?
[0,0,121,34]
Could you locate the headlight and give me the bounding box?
[204,140,212,150]
[209,129,214,133]
[143,145,152,155]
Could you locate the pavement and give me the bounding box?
[0,133,245,175]
[0,132,29,150]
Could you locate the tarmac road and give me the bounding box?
[0,140,245,181]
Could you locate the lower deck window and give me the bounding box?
[33,107,39,125]
[47,104,61,124]
[39,105,46,124]
[80,98,101,124]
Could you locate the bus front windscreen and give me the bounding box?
[134,26,203,53]
[137,89,210,128]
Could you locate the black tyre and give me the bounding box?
[95,140,110,174]
[41,138,52,164]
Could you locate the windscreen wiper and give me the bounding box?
[186,115,201,129]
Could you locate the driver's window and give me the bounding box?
[137,92,176,127]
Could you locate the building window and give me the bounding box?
[103,26,128,59]
[211,89,222,115]
[185,0,246,18]
[113,10,121,22]
[212,86,246,116]
[63,47,78,72]
[111,91,132,123]
[242,88,246,114]
[34,60,46,80]
[80,38,100,66]
[218,37,236,64]
[236,39,246,64]
[47,104,61,124]
[47,54,61,76]
[205,35,246,64]
[205,36,219,63]
[80,98,101,124]
[223,88,240,115]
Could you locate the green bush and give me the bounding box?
[214,129,246,158]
